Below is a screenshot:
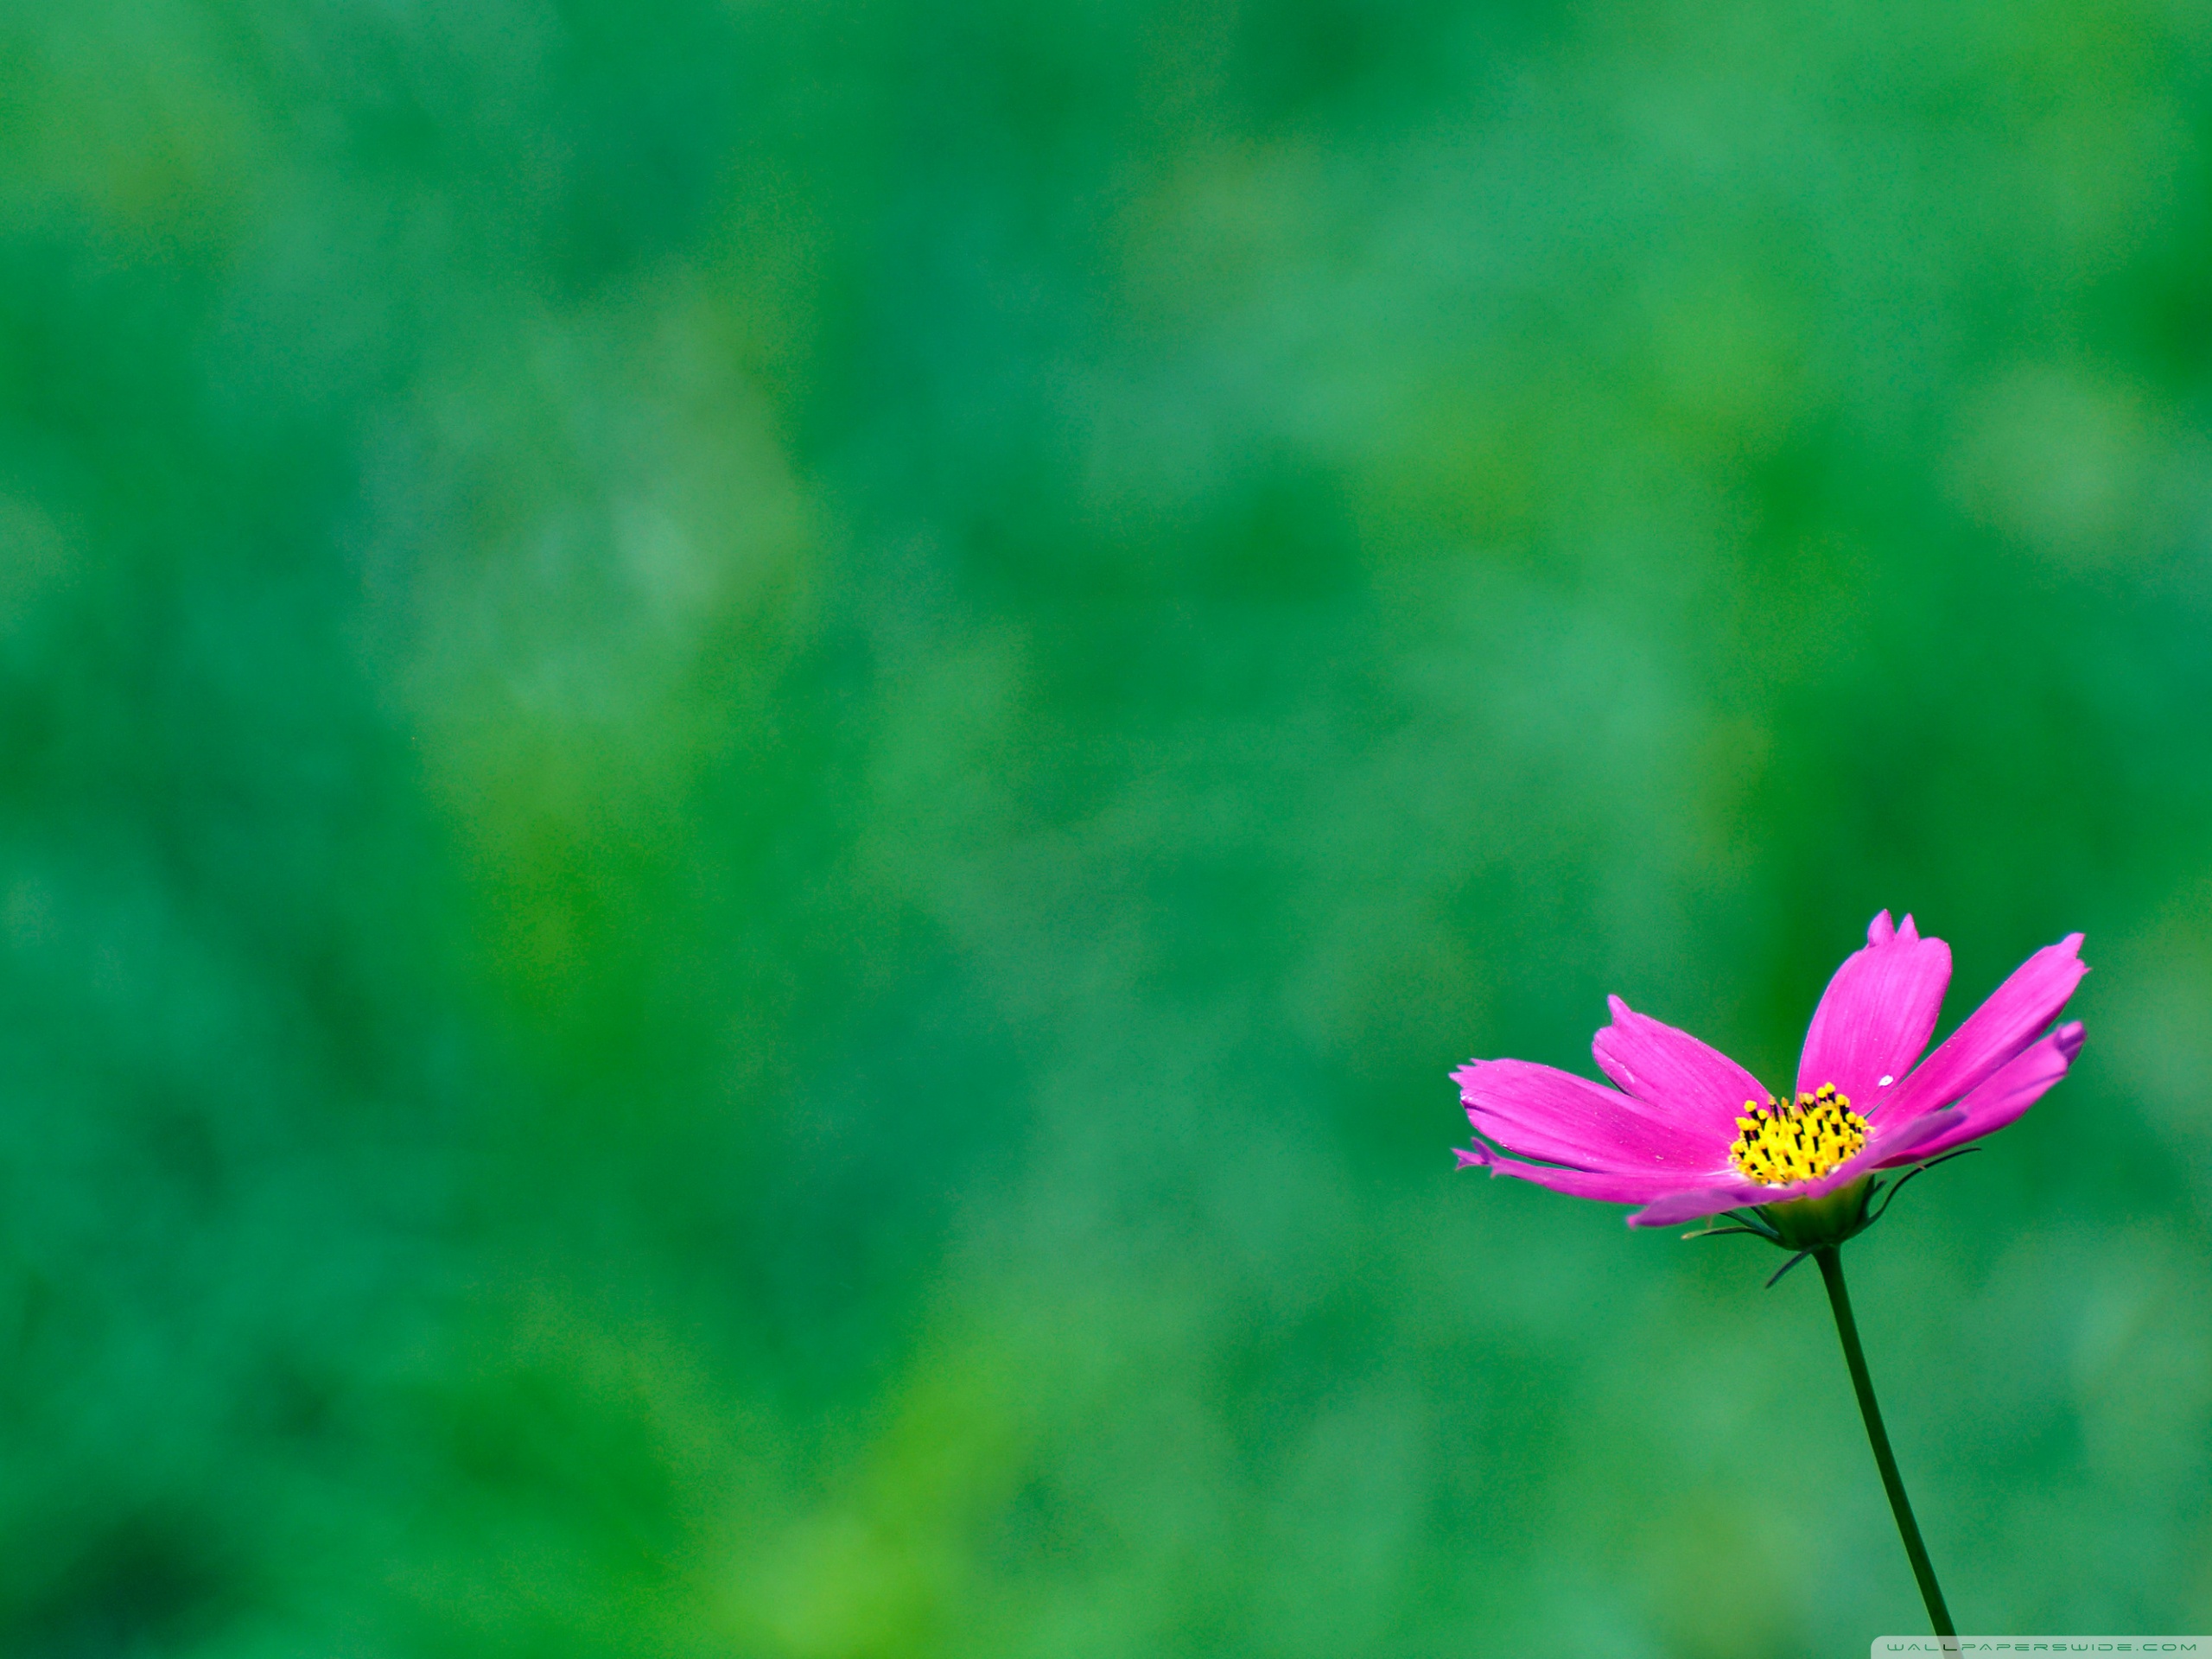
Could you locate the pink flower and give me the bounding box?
[1454,912,2086,1232]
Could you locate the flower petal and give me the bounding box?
[1881,1022,2084,1162]
[1878,934,2088,1122]
[1861,1106,1965,1164]
[1796,910,1952,1109]
[1458,1141,1690,1203]
[1624,1104,1962,1228]
[1624,1184,1768,1228]
[1591,995,1769,1142]
[1455,1058,1720,1171]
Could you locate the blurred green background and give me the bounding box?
[1,0,2209,1653]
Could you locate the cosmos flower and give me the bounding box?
[1454,912,2086,1235]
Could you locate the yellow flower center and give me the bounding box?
[1728,1083,1867,1186]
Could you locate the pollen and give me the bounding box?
[1728,1083,1868,1186]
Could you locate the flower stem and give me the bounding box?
[1813,1244,1955,1638]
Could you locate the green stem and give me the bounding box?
[1814,1245,1955,1639]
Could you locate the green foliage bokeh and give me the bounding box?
[2,1,2209,1653]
